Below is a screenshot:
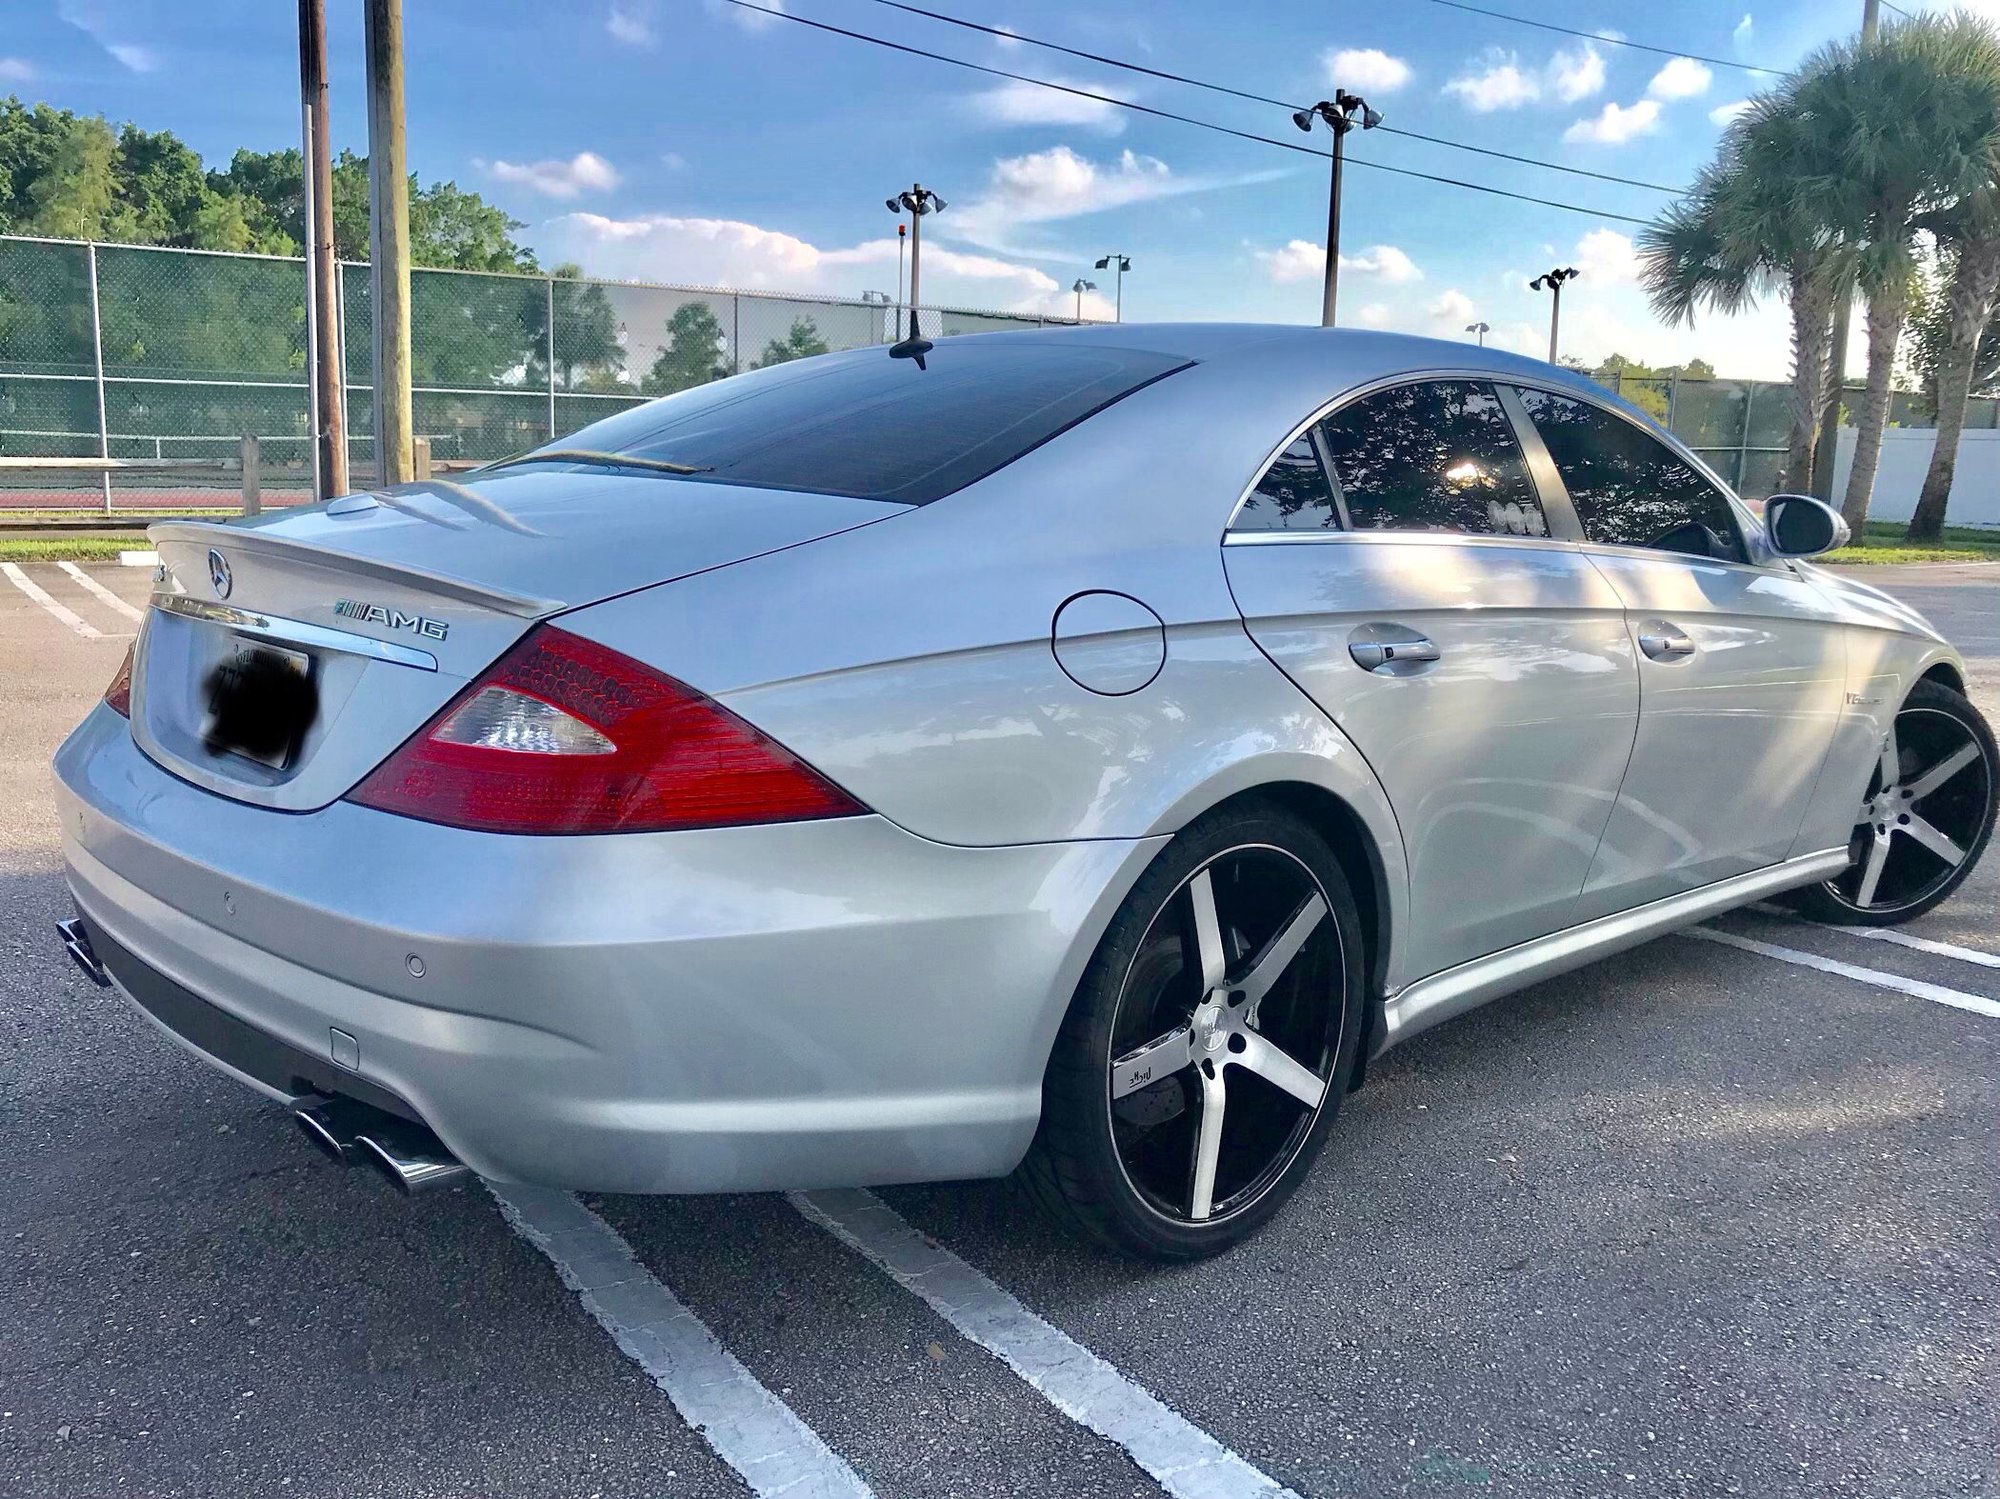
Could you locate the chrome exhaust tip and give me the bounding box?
[355,1123,470,1194]
[56,918,110,988]
[292,1096,373,1164]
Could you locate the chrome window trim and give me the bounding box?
[1222,368,1580,549]
[150,593,441,671]
[1224,527,1586,552]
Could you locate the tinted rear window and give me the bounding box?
[539,342,1191,505]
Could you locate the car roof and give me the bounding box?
[942,321,1645,422]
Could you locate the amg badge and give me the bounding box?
[333,598,450,641]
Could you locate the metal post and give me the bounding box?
[1114,261,1124,322]
[897,226,907,341]
[241,435,262,516]
[1321,128,1346,328]
[544,276,557,439]
[1548,282,1562,364]
[1667,374,1680,434]
[299,0,346,500]
[334,259,351,473]
[364,0,414,486]
[908,208,923,340]
[732,295,742,375]
[85,242,111,514]
[1738,381,1755,493]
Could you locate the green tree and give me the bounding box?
[523,263,622,390]
[755,315,829,368]
[26,114,122,240]
[643,302,728,394]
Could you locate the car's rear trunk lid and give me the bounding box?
[133,470,901,811]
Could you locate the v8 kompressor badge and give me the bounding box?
[333,598,450,641]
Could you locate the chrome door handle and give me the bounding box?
[1348,635,1441,673]
[1637,624,1696,662]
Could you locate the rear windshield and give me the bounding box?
[535,341,1191,505]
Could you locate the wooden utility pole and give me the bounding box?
[298,0,346,500]
[364,0,414,487]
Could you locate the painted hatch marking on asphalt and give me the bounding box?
[3,561,111,641]
[57,560,146,623]
[792,1187,1301,1499]
[1746,903,2000,970]
[490,1184,877,1499]
[1689,928,2000,1019]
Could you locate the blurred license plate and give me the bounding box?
[201,640,318,770]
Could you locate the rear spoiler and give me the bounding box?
[148,520,562,620]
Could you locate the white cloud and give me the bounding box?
[992,26,1023,49]
[1324,47,1412,94]
[481,152,621,199]
[1733,14,1754,50]
[1444,51,1540,111]
[0,57,34,82]
[1443,43,1605,110]
[1563,99,1661,145]
[542,211,1064,322]
[971,77,1127,132]
[1709,98,1753,127]
[1547,43,1605,103]
[1257,241,1421,287]
[1342,244,1423,284]
[704,0,786,32]
[1428,289,1477,324]
[1571,226,1639,283]
[947,145,1270,252]
[1647,57,1712,100]
[1258,240,1325,285]
[660,151,689,171]
[1355,303,1393,329]
[606,0,657,45]
[59,0,154,71]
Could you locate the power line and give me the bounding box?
[863,0,1680,195]
[1420,0,1788,77]
[717,0,1653,224]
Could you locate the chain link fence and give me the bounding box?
[0,234,1083,510]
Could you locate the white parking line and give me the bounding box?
[792,1188,1299,1499]
[1688,928,2000,1019]
[1744,903,2000,970]
[491,1185,875,1499]
[2,561,107,640]
[57,560,145,623]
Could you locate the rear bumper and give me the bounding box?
[55,705,1160,1193]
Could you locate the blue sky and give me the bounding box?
[2,0,1923,377]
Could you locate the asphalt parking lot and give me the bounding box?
[2,559,1995,1499]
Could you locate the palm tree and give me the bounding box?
[1781,17,2000,530]
[1638,106,1841,495]
[1904,22,2000,538]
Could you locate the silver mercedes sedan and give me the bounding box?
[53,325,1996,1260]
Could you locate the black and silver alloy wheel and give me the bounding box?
[1793,678,1998,926]
[1024,803,1365,1260]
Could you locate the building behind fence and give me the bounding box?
[4,231,1987,509]
[0,233,1083,506]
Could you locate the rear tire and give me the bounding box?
[1788,678,1997,926]
[1020,801,1366,1261]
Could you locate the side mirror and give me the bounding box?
[1764,493,1850,558]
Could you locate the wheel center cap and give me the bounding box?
[1194,999,1229,1053]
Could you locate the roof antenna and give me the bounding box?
[885,182,944,370]
[889,333,933,370]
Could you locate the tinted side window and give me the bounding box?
[1516,387,1745,562]
[1234,435,1341,531]
[1315,381,1549,538]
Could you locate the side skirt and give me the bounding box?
[1373,847,1851,1055]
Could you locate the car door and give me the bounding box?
[1508,385,1849,920]
[1223,378,1639,983]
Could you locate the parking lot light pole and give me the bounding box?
[1529,267,1580,364]
[1072,278,1096,323]
[885,185,945,340]
[1465,320,1490,347]
[1292,90,1383,328]
[1094,254,1131,321]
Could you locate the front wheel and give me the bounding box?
[1790,678,1997,925]
[1021,803,1365,1260]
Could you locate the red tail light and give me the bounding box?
[347,625,865,835]
[104,643,135,717]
